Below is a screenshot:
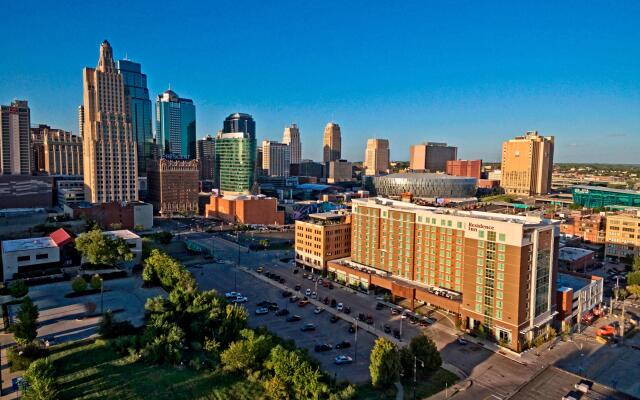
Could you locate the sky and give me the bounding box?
[1,1,639,163]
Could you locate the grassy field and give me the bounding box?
[403,368,459,400]
[49,339,264,400]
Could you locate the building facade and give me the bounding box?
[409,142,457,173]
[559,210,606,244]
[147,157,199,215]
[0,175,53,208]
[446,159,482,179]
[373,173,477,200]
[223,113,256,139]
[31,125,83,176]
[1,100,31,175]
[605,212,640,260]
[572,185,640,209]
[117,60,153,176]
[556,273,603,328]
[329,197,558,351]
[295,211,352,272]
[156,89,196,159]
[205,194,284,225]
[214,131,256,194]
[501,131,554,196]
[364,138,390,176]
[282,123,302,164]
[322,122,341,163]
[196,135,216,182]
[326,160,353,183]
[82,40,138,203]
[291,159,324,179]
[262,140,290,177]
[65,201,153,230]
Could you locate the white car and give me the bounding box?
[305,289,312,296]
[313,307,324,314]
[334,355,353,365]
[311,291,317,299]
[336,303,344,311]
[232,296,248,303]
[255,307,269,315]
[308,275,314,280]
[225,291,241,298]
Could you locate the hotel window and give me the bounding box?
[497,272,504,281]
[476,294,482,302]
[479,230,485,238]
[475,304,482,313]
[476,284,483,293]
[498,253,505,261]
[477,249,484,257]
[478,241,484,248]
[447,221,452,227]
[477,258,484,266]
[498,244,506,252]
[418,216,422,222]
[497,262,505,271]
[496,281,503,290]
[496,300,503,309]
[499,233,506,242]
[488,231,496,241]
[476,276,483,284]
[476,267,483,275]
[457,221,463,229]
[495,310,502,320]
[496,291,503,299]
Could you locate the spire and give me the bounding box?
[97,40,115,72]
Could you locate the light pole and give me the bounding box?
[354,317,358,363]
[413,356,425,400]
[400,311,405,340]
[100,277,104,315]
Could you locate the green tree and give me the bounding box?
[369,337,401,388]
[220,329,273,374]
[9,279,28,298]
[627,285,640,298]
[23,357,58,400]
[627,271,640,286]
[90,274,102,290]
[71,275,87,292]
[401,334,441,375]
[264,376,290,400]
[633,256,640,272]
[11,297,39,346]
[133,224,145,232]
[75,228,133,266]
[143,249,189,288]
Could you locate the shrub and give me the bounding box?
[9,279,28,298]
[99,311,136,339]
[90,274,102,290]
[7,344,49,372]
[71,275,87,292]
[369,337,401,388]
[11,297,39,346]
[23,357,59,400]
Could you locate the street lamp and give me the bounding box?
[413,356,425,400]
[400,311,405,340]
[354,317,359,363]
[100,277,104,315]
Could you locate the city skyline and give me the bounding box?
[1,2,639,163]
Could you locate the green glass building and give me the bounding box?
[214,132,256,194]
[572,185,640,209]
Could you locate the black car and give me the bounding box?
[383,325,391,333]
[267,304,279,311]
[265,272,273,278]
[348,324,356,333]
[286,315,302,322]
[375,302,384,310]
[314,344,333,352]
[300,323,316,332]
[330,315,340,323]
[294,285,302,291]
[279,278,286,284]
[344,306,351,314]
[281,290,292,298]
[257,301,274,308]
[293,269,299,274]
[275,309,290,316]
[335,341,351,349]
[358,313,366,322]
[290,296,300,303]
[393,330,401,339]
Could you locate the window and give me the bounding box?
[457,221,463,229]
[17,255,30,262]
[499,233,506,242]
[35,253,48,260]
[479,231,485,239]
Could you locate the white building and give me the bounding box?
[1,237,60,281]
[262,140,291,177]
[282,123,302,164]
[104,230,142,267]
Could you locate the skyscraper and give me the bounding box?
[196,135,216,182]
[409,142,457,172]
[364,138,390,176]
[262,140,290,177]
[1,100,31,175]
[31,125,83,176]
[214,131,256,195]
[81,40,138,202]
[117,59,153,176]
[501,131,554,196]
[223,113,256,140]
[156,89,196,159]
[323,122,341,163]
[282,123,302,164]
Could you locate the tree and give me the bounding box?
[633,256,640,272]
[369,337,401,388]
[143,249,189,288]
[220,329,273,374]
[71,275,87,292]
[627,285,640,298]
[627,271,640,286]
[75,228,133,266]
[11,297,39,346]
[23,357,58,400]
[403,334,441,374]
[264,376,290,400]
[9,279,28,298]
[90,274,102,290]
[133,224,145,232]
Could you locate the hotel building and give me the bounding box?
[501,131,554,196]
[295,211,352,272]
[604,211,640,260]
[329,197,559,351]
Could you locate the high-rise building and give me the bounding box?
[262,140,290,177]
[295,211,351,273]
[409,142,457,172]
[282,123,302,164]
[31,125,83,176]
[364,138,390,176]
[501,131,554,196]
[446,159,482,179]
[1,100,31,175]
[147,157,199,215]
[156,89,196,159]
[196,135,216,182]
[214,131,256,195]
[604,211,640,260]
[326,159,353,183]
[291,159,324,179]
[81,40,138,203]
[323,122,341,163]
[223,113,256,139]
[117,60,153,176]
[329,197,559,352]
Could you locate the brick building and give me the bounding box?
[205,194,284,225]
[147,157,199,215]
[559,211,606,244]
[446,159,482,179]
[295,211,351,273]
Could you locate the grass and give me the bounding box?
[355,384,397,400]
[402,368,459,400]
[48,339,265,400]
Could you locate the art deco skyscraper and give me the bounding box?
[0,100,31,175]
[364,138,390,176]
[282,123,301,164]
[81,40,138,203]
[322,122,341,163]
[501,131,554,196]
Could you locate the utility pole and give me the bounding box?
[400,311,404,339]
[100,277,104,315]
[413,356,424,400]
[354,317,358,363]
[620,299,625,344]
[577,293,582,334]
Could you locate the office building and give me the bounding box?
[556,273,603,329]
[291,159,324,179]
[364,138,390,176]
[295,211,352,273]
[147,157,199,215]
[214,131,256,194]
[64,201,153,230]
[1,236,60,281]
[328,197,559,351]
[326,160,353,183]
[117,60,153,175]
[81,40,138,203]
[559,210,606,244]
[223,113,256,139]
[446,159,482,179]
[156,89,196,158]
[323,122,341,163]
[56,179,85,206]
[205,194,284,225]
[262,140,290,177]
[1,100,31,175]
[605,212,640,260]
[409,142,457,173]
[196,135,216,182]
[0,175,53,208]
[282,123,302,164]
[31,125,83,176]
[558,247,595,273]
[572,185,640,209]
[501,131,554,196]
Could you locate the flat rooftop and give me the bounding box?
[2,236,58,253]
[105,230,140,241]
[557,273,591,292]
[308,212,348,220]
[559,247,594,261]
[574,185,640,196]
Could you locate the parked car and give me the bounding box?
[255,307,269,315]
[358,313,366,322]
[225,291,241,298]
[328,283,334,289]
[323,281,330,288]
[257,301,275,308]
[294,284,301,291]
[376,302,384,310]
[232,296,248,303]
[330,315,340,323]
[314,343,333,352]
[290,296,300,303]
[317,278,323,285]
[293,269,299,274]
[336,303,344,311]
[279,278,286,284]
[383,325,391,333]
[267,304,279,311]
[344,306,351,314]
[311,291,317,299]
[393,330,401,339]
[298,299,310,307]
[335,340,351,349]
[286,315,302,322]
[301,323,316,332]
[390,308,399,315]
[366,315,374,325]
[281,290,292,298]
[275,309,290,316]
[324,297,330,305]
[256,266,264,273]
[305,289,312,296]
[457,337,468,345]
[334,355,353,365]
[314,307,324,314]
[302,273,308,279]
[597,325,616,336]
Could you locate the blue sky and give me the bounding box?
[2,1,639,163]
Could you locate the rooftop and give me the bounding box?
[558,247,594,261]
[104,230,140,241]
[2,236,58,253]
[573,185,640,196]
[557,273,591,292]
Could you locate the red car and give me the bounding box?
[596,325,615,337]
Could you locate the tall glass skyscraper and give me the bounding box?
[117,60,153,176]
[156,89,196,159]
[223,113,256,140]
[214,131,256,194]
